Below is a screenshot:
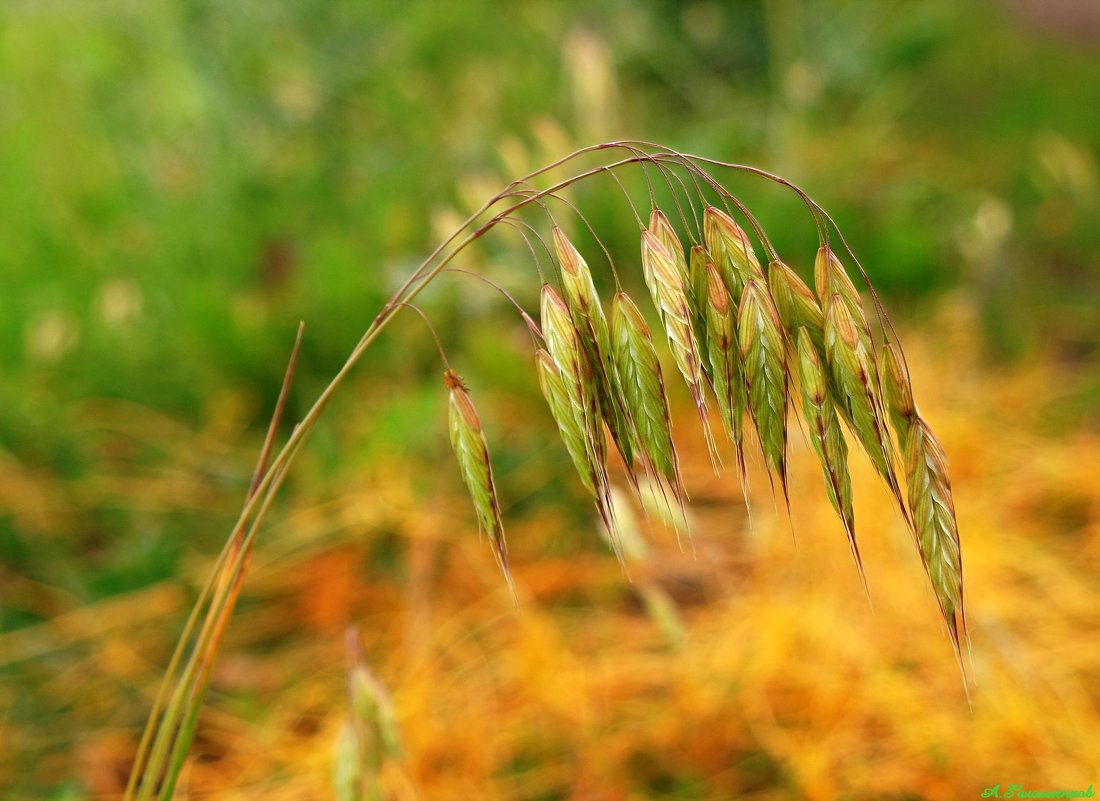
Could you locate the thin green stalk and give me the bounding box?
[127,147,681,799]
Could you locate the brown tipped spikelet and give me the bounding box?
[702,262,748,466]
[552,226,636,469]
[905,419,965,660]
[704,206,764,300]
[737,278,789,496]
[445,369,511,589]
[796,328,861,581]
[640,229,713,444]
[610,293,682,496]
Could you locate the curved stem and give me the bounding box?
[127,147,687,799]
[128,139,876,799]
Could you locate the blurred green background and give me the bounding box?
[2,0,1099,797]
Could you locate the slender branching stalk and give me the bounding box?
[126,142,968,798]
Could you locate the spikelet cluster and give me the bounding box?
[440,198,964,670]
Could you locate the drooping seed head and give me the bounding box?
[824,296,906,516]
[535,348,618,549]
[737,278,789,494]
[905,418,965,659]
[797,328,861,579]
[541,284,584,381]
[445,369,511,590]
[880,343,917,445]
[553,227,602,318]
[535,349,597,497]
[704,206,764,300]
[610,293,681,492]
[537,290,604,471]
[703,261,747,467]
[641,230,712,443]
[552,228,635,469]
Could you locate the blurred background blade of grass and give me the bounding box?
[0,0,1098,798]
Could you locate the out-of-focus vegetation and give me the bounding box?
[1,0,1098,798]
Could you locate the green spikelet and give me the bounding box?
[640,230,712,439]
[879,342,917,447]
[704,206,764,301]
[796,329,862,582]
[702,262,747,460]
[737,278,789,497]
[609,293,681,495]
[689,244,710,355]
[648,209,689,279]
[539,285,617,544]
[553,226,636,469]
[535,350,599,499]
[814,245,864,323]
[905,419,966,664]
[445,370,512,590]
[823,295,907,517]
[769,259,825,355]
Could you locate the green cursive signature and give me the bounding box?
[982,785,1094,799]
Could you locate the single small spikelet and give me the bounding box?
[905,418,966,668]
[445,369,512,593]
[737,278,789,500]
[769,259,825,355]
[823,295,907,517]
[535,349,619,556]
[702,262,747,467]
[610,294,683,501]
[880,342,917,447]
[335,657,402,801]
[688,245,710,355]
[648,209,689,279]
[535,349,598,498]
[349,663,403,765]
[816,246,881,384]
[553,226,636,470]
[541,283,598,413]
[704,206,764,302]
[796,328,862,583]
[814,245,864,326]
[640,229,716,457]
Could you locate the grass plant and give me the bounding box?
[125,141,966,799]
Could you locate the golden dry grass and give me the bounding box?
[3,310,1098,800]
